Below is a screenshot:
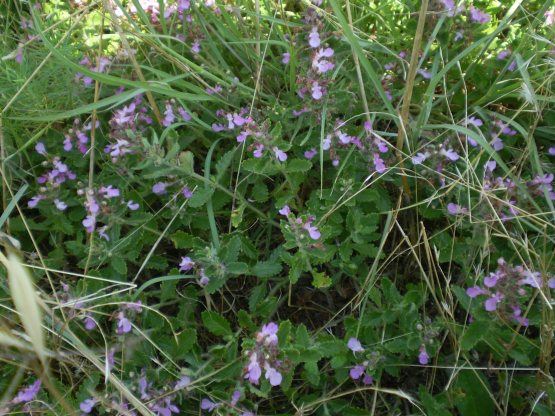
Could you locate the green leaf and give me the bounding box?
[453,372,495,416]
[252,260,282,278]
[226,262,249,275]
[188,188,214,208]
[277,321,292,348]
[111,257,127,275]
[311,271,332,288]
[284,159,312,173]
[170,231,194,249]
[460,321,490,351]
[296,324,310,348]
[171,329,197,358]
[201,311,232,337]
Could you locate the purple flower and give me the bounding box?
[253,143,265,158]
[440,148,459,161]
[484,292,503,312]
[418,346,429,365]
[349,365,365,380]
[373,153,386,173]
[470,7,490,24]
[200,398,219,412]
[265,366,283,386]
[304,148,317,159]
[347,337,364,353]
[178,107,191,122]
[441,0,464,16]
[490,137,504,151]
[82,215,96,233]
[484,272,500,288]
[447,203,466,215]
[179,256,194,272]
[175,376,191,390]
[362,374,373,385]
[80,398,97,414]
[466,116,483,127]
[245,353,262,384]
[484,161,496,172]
[84,314,96,330]
[308,28,320,48]
[35,142,47,155]
[231,390,241,406]
[99,185,120,198]
[127,200,140,210]
[163,103,176,127]
[279,205,291,216]
[116,312,132,334]
[152,182,167,195]
[199,272,210,286]
[192,40,201,54]
[497,50,511,60]
[547,278,555,289]
[545,8,555,25]
[412,152,429,165]
[12,380,41,404]
[417,69,432,79]
[303,221,321,240]
[28,195,44,208]
[273,147,288,162]
[182,186,193,198]
[311,82,323,100]
[466,286,485,298]
[282,52,290,64]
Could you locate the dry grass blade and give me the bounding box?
[0,250,46,365]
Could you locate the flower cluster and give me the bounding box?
[114,301,144,335]
[466,258,555,326]
[200,390,254,415]
[75,56,111,86]
[279,205,321,241]
[162,99,192,127]
[179,255,210,286]
[28,143,76,210]
[104,94,154,162]
[347,338,377,385]
[212,110,288,162]
[244,323,283,387]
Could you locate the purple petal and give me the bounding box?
[347,337,364,352]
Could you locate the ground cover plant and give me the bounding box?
[0,0,554,414]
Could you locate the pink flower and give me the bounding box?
[545,8,555,25]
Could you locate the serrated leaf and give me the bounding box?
[278,320,292,348]
[111,257,127,275]
[179,151,194,174]
[170,231,194,249]
[252,260,282,278]
[284,159,312,173]
[188,188,214,208]
[226,262,249,275]
[172,329,197,358]
[311,271,332,288]
[201,311,232,337]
